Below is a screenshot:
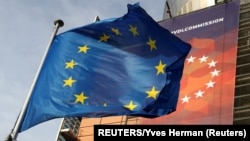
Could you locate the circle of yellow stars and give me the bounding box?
[61,23,167,111]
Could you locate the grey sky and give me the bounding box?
[0,0,165,140]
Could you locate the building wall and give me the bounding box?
[163,0,215,19]
[161,0,250,125]
[233,1,250,124]
[77,116,138,141]
[56,116,139,141]
[163,0,250,125]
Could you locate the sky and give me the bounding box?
[0,0,166,141]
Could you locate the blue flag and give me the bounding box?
[19,3,191,132]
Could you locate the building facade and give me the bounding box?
[56,0,250,141]
[163,0,215,19]
[164,0,250,125]
[233,0,250,124]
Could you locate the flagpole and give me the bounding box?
[9,19,64,141]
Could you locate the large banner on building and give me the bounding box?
[139,0,240,124]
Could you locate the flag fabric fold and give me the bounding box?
[19,3,191,132]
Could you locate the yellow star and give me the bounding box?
[74,92,88,104]
[63,76,76,87]
[129,25,139,37]
[78,45,90,54]
[99,33,110,42]
[65,60,77,69]
[146,86,160,99]
[103,103,107,107]
[155,60,166,75]
[147,37,157,51]
[111,28,121,36]
[123,100,137,111]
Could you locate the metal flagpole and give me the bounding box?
[166,1,172,18]
[94,16,100,22]
[8,19,64,141]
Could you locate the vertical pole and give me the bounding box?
[54,118,65,141]
[94,16,100,22]
[9,19,64,141]
[166,1,172,18]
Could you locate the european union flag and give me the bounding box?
[19,3,191,132]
